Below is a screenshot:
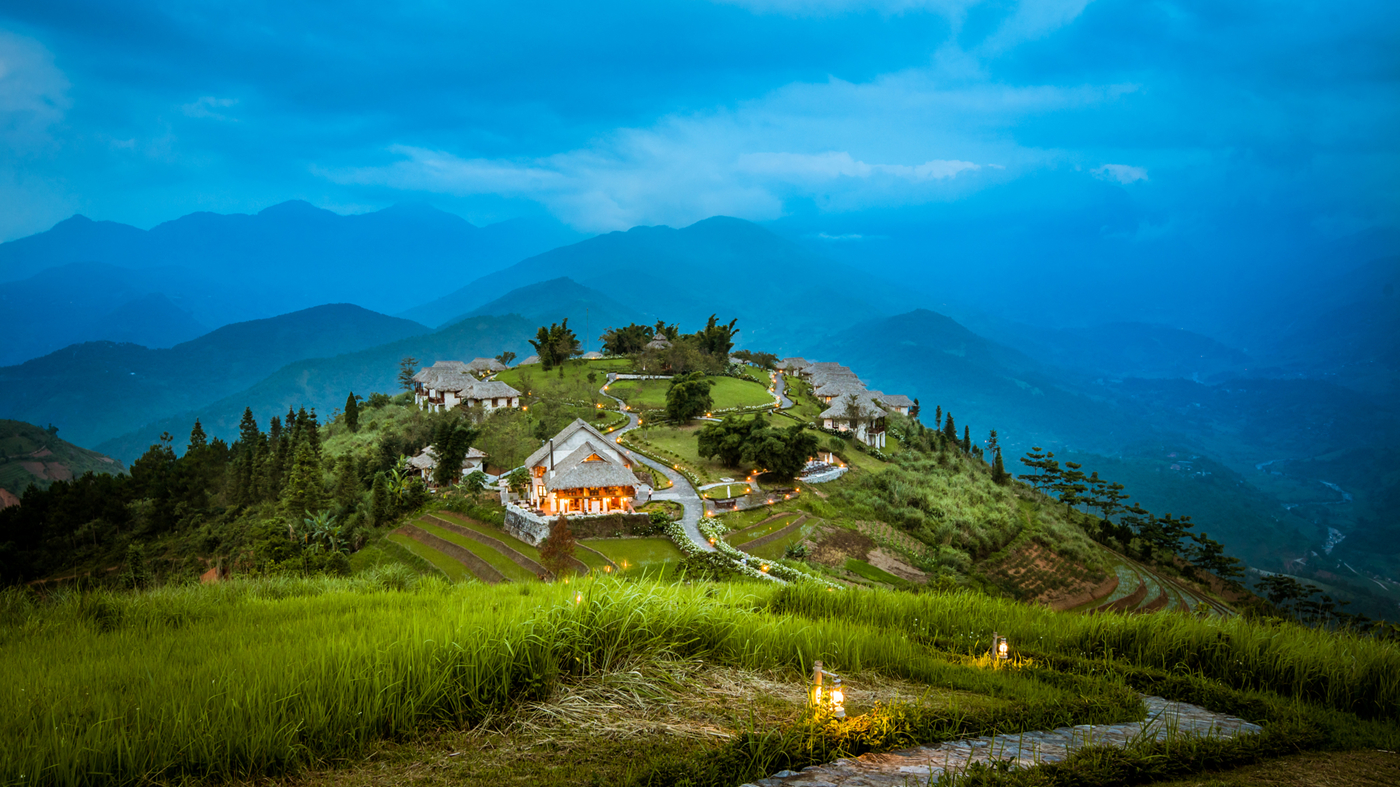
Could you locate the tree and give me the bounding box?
[1017,446,1060,491]
[462,470,489,497]
[539,516,577,578]
[653,321,680,341]
[398,357,420,393]
[943,412,957,444]
[432,420,480,488]
[530,320,583,370]
[934,405,942,431]
[495,351,517,367]
[187,419,208,452]
[505,467,531,498]
[731,349,777,369]
[962,425,971,453]
[695,315,739,357]
[280,443,326,523]
[600,323,654,355]
[344,392,360,433]
[1189,531,1245,586]
[743,424,818,480]
[910,398,921,419]
[665,372,714,422]
[371,473,390,525]
[698,415,766,467]
[991,449,1008,484]
[1052,461,1088,510]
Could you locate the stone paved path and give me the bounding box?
[773,371,795,410]
[744,696,1263,787]
[599,384,714,552]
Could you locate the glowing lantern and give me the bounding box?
[574,592,583,605]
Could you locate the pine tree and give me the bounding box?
[1052,461,1088,511]
[398,356,420,392]
[943,412,956,444]
[962,425,971,453]
[334,455,361,510]
[371,472,390,525]
[344,392,360,433]
[281,443,326,523]
[187,419,208,452]
[539,515,577,578]
[991,449,1008,484]
[934,405,942,431]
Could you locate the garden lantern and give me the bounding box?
[811,660,847,720]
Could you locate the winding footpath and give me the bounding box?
[744,696,1263,787]
[773,370,795,410]
[599,383,715,552]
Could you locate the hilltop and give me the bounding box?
[0,419,125,506]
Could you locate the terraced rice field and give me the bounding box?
[1066,553,1230,617]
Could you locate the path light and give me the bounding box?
[574,592,583,605]
[992,631,1009,661]
[811,661,847,720]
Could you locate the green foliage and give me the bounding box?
[529,319,582,370]
[694,314,739,357]
[665,371,714,422]
[343,392,359,433]
[397,356,419,392]
[431,418,480,488]
[539,516,577,578]
[600,322,654,355]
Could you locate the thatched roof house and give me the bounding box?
[522,418,650,516]
[644,336,673,350]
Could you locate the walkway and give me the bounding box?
[773,370,794,410]
[744,695,1263,787]
[599,385,715,553]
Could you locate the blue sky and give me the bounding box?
[1,0,1396,264]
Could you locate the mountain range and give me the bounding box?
[0,204,1396,618]
[0,201,583,366]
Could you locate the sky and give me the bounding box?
[1,0,1397,301]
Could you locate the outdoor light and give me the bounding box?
[574,592,583,604]
[992,631,1009,661]
[760,564,770,572]
[811,661,847,719]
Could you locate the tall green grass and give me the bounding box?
[0,575,1137,787]
[770,584,1400,720]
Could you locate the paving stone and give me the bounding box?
[757,695,1265,787]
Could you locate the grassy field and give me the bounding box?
[702,482,750,499]
[415,521,538,582]
[2,573,1397,787]
[844,558,911,589]
[386,533,470,581]
[495,358,633,392]
[727,512,801,546]
[580,537,685,574]
[606,376,773,412]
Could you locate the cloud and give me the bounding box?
[0,30,71,152]
[737,151,979,182]
[1092,163,1148,184]
[181,96,239,121]
[980,0,1095,53]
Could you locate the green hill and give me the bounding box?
[0,420,125,504]
[0,303,431,450]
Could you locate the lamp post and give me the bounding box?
[992,631,1009,662]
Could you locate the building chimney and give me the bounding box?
[549,439,555,470]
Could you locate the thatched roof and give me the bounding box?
[807,371,863,389]
[408,445,488,471]
[644,337,672,349]
[876,393,914,408]
[524,418,621,470]
[461,380,521,400]
[820,394,885,421]
[814,379,869,397]
[518,355,540,366]
[582,351,604,359]
[777,357,809,371]
[466,357,507,373]
[545,442,637,491]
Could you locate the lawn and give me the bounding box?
[702,483,750,500]
[495,357,633,391]
[385,533,472,581]
[605,376,774,413]
[844,558,911,589]
[415,521,538,582]
[579,537,686,575]
[727,512,801,546]
[434,512,544,561]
